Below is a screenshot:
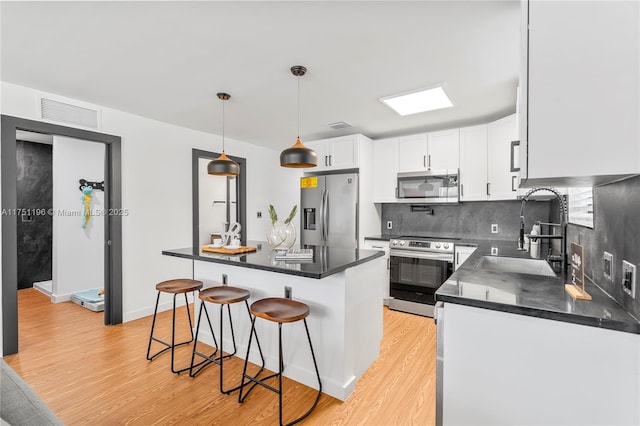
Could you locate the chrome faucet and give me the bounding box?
[518,188,568,277]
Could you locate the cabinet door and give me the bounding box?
[304,140,328,171]
[459,125,488,201]
[327,135,358,170]
[373,138,398,202]
[397,134,428,172]
[454,246,477,271]
[524,1,640,182]
[487,114,518,201]
[427,129,460,170]
[363,240,390,304]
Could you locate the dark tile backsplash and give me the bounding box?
[567,175,640,320]
[381,200,552,241]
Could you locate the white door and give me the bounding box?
[459,125,488,201]
[427,128,459,170]
[397,134,428,172]
[373,138,399,202]
[487,114,518,201]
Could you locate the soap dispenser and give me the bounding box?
[530,222,541,259]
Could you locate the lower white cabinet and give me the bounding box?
[436,303,640,425]
[453,245,476,271]
[363,239,390,305]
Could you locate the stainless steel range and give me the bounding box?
[388,236,457,317]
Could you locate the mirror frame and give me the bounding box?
[192,148,246,253]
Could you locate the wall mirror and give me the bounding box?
[192,149,246,253]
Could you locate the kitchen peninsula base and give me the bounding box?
[192,257,385,401]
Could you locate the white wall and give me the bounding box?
[1,81,299,326]
[52,136,105,301]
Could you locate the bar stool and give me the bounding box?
[238,297,322,426]
[189,285,265,394]
[146,278,203,374]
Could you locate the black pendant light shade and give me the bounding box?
[209,92,240,176]
[280,138,318,168]
[280,65,317,168]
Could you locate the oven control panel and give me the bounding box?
[390,238,454,253]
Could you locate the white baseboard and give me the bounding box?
[51,293,72,303]
[124,293,195,322]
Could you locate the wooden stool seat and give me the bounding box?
[156,279,203,294]
[250,297,310,323]
[199,286,250,305]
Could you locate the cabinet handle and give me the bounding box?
[329,155,332,166]
[486,183,491,196]
[460,183,464,197]
[324,156,328,167]
[423,155,426,168]
[372,245,384,249]
[512,175,517,192]
[456,252,459,265]
[428,154,431,169]
[387,258,390,270]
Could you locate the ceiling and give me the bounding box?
[1,1,520,151]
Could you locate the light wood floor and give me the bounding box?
[5,289,436,425]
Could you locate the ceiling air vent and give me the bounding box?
[40,96,100,129]
[328,121,353,130]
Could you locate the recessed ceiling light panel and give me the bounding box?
[380,86,453,116]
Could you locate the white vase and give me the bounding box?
[266,221,296,251]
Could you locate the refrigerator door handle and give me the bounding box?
[323,189,329,242]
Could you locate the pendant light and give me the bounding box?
[208,92,240,176]
[280,65,318,168]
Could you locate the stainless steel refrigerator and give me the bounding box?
[300,173,358,249]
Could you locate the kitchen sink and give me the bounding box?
[475,256,556,276]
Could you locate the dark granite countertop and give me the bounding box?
[436,240,640,334]
[163,241,384,279]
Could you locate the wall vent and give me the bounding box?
[40,97,100,129]
[328,121,353,130]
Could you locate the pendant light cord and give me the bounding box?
[297,75,300,139]
[222,97,226,152]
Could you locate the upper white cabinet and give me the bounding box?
[520,0,640,186]
[305,135,360,172]
[487,114,518,201]
[459,125,488,201]
[373,137,398,203]
[459,115,518,202]
[398,129,459,172]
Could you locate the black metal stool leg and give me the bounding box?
[146,291,161,360]
[189,301,220,377]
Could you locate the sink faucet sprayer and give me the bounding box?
[518,188,568,279]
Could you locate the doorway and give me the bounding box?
[1,115,123,356]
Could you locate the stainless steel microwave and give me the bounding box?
[396,169,459,204]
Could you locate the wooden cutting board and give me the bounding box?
[201,245,257,255]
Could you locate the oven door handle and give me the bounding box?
[390,250,454,263]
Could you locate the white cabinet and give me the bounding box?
[437,303,640,425]
[363,239,390,305]
[397,129,459,173]
[454,245,477,271]
[305,135,359,172]
[372,137,398,203]
[459,125,488,201]
[487,114,518,200]
[520,0,640,186]
[458,115,518,202]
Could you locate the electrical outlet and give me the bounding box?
[284,286,292,299]
[603,251,613,281]
[257,211,262,218]
[386,221,393,230]
[491,224,499,234]
[491,247,498,256]
[622,260,636,298]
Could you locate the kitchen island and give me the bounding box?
[435,241,640,425]
[163,243,386,401]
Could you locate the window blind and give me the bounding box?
[567,187,594,228]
